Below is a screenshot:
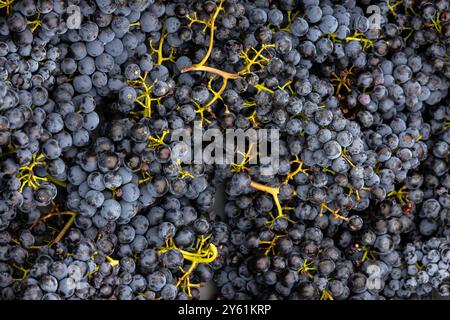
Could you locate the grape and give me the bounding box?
[120,183,140,202]
[58,277,76,298]
[302,5,322,24]
[80,22,99,42]
[84,40,104,57]
[73,75,93,93]
[78,57,96,75]
[91,71,108,87]
[100,199,121,221]
[140,12,160,33]
[324,141,342,160]
[161,284,178,300]
[82,112,99,131]
[166,17,181,34]
[290,17,309,37]
[95,53,115,72]
[111,16,130,38]
[104,38,124,57]
[147,271,166,292]
[72,129,90,147]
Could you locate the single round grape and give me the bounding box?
[100,199,122,221]
[324,140,342,160]
[290,17,309,37]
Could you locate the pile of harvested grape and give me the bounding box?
[0,0,450,300]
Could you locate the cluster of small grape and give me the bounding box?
[212,0,450,300]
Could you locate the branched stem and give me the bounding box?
[0,0,13,15]
[128,72,163,118]
[297,259,317,279]
[387,186,409,205]
[231,144,256,173]
[147,129,170,149]
[283,156,309,184]
[198,0,225,66]
[331,66,353,96]
[149,22,176,65]
[387,0,403,16]
[27,12,41,33]
[31,204,77,245]
[12,264,29,282]
[250,181,283,218]
[345,32,375,50]
[157,236,218,297]
[321,289,334,300]
[340,147,355,168]
[17,153,48,192]
[177,159,195,180]
[259,235,285,255]
[47,175,67,188]
[319,203,349,221]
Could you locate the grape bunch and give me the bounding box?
[0,0,449,300]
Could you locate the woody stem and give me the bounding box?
[198,1,224,66]
[52,213,77,244]
[181,65,240,79]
